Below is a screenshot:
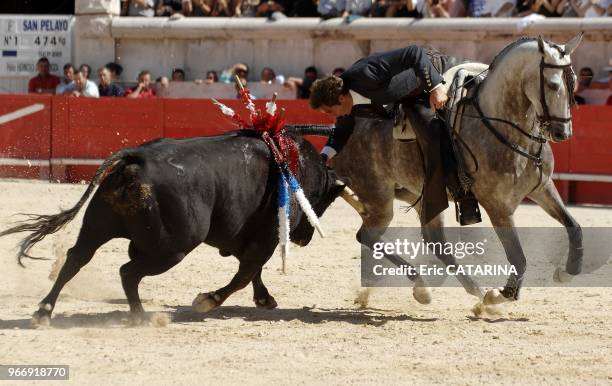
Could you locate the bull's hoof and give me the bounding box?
[253,295,278,310]
[31,308,51,328]
[483,288,512,306]
[553,268,574,283]
[127,312,146,326]
[413,285,432,305]
[192,292,220,313]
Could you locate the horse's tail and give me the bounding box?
[0,150,128,267]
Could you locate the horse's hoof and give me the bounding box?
[483,288,511,306]
[553,267,574,283]
[192,292,220,313]
[31,309,51,328]
[253,295,278,310]
[413,285,432,305]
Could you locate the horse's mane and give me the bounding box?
[488,37,536,72]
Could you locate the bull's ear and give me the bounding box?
[565,32,583,56]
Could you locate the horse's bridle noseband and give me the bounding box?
[537,38,576,127]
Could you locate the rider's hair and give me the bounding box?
[309,76,346,109]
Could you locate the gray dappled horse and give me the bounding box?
[333,35,584,309]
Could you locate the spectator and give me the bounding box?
[235,0,260,16]
[205,70,219,84]
[105,62,124,81]
[79,64,92,80]
[423,0,453,17]
[482,0,515,16]
[64,70,99,98]
[292,0,319,15]
[345,0,374,15]
[515,0,562,15]
[260,67,276,83]
[232,63,249,80]
[467,0,487,15]
[256,0,292,17]
[121,0,157,16]
[98,67,125,97]
[373,0,424,17]
[285,66,318,99]
[192,0,231,15]
[318,0,346,18]
[156,0,193,16]
[574,67,593,105]
[125,70,156,98]
[56,63,75,95]
[332,67,345,77]
[28,57,60,94]
[568,0,610,16]
[172,68,186,81]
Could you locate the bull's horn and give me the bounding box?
[340,186,365,214]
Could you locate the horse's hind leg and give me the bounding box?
[32,224,113,326]
[251,268,277,309]
[528,180,583,281]
[356,197,432,305]
[421,215,484,300]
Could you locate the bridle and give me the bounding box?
[536,38,576,129]
[444,40,576,193]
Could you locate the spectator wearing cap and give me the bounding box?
[64,70,99,98]
[56,63,75,95]
[28,57,60,94]
[332,67,345,77]
[98,67,125,97]
[125,70,156,98]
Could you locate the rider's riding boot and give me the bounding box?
[455,192,482,226]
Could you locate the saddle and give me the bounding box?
[393,62,488,141]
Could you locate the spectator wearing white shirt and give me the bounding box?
[64,70,100,98]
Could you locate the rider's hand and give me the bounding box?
[429,86,448,112]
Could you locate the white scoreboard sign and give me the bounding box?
[0,15,73,76]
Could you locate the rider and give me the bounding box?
[309,44,481,226]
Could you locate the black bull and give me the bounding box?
[1,131,344,325]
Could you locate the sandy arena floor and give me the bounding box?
[0,179,610,385]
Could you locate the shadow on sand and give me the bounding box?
[0,305,437,330]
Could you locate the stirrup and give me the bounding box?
[455,195,482,226]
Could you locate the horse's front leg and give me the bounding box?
[528,180,583,282]
[482,215,527,305]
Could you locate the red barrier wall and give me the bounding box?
[0,95,609,204]
[0,95,51,178]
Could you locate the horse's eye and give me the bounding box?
[546,79,562,92]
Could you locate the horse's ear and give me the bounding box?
[537,35,546,53]
[565,32,583,56]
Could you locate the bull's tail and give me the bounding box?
[0,150,128,267]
